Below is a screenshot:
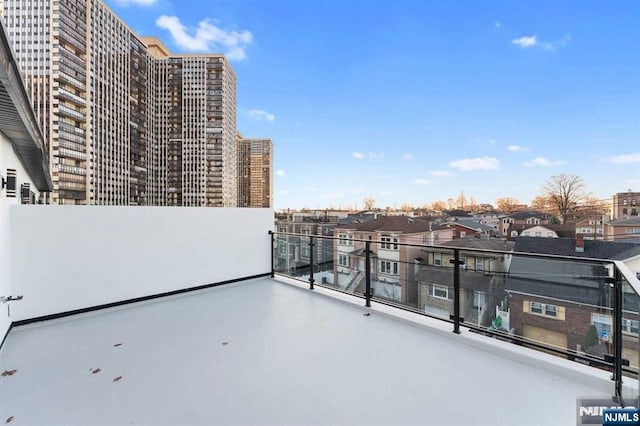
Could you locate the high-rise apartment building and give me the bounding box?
[0,0,238,207]
[237,137,272,208]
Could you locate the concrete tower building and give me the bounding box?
[237,138,272,208]
[0,0,238,207]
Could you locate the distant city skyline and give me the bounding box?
[107,0,639,209]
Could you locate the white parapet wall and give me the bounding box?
[9,205,273,322]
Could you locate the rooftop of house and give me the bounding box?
[609,217,640,227]
[336,215,446,233]
[437,237,515,252]
[0,277,617,425]
[513,237,640,260]
[442,219,495,233]
[507,211,550,220]
[519,223,577,239]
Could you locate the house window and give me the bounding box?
[460,231,466,238]
[338,254,349,267]
[278,244,288,255]
[547,232,553,237]
[380,261,398,275]
[278,225,287,233]
[473,291,485,308]
[544,304,557,317]
[528,301,559,318]
[592,313,612,336]
[623,318,639,336]
[530,302,543,314]
[434,253,442,267]
[380,235,398,250]
[301,227,311,236]
[301,244,310,258]
[431,284,450,300]
[475,257,483,271]
[338,233,353,246]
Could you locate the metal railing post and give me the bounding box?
[269,231,275,278]
[365,240,371,307]
[309,236,315,290]
[613,266,623,401]
[451,249,462,334]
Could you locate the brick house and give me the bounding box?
[506,237,640,367]
[604,217,640,243]
[333,216,454,306]
[415,239,514,325]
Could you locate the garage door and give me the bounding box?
[522,325,568,349]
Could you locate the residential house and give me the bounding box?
[500,211,551,238]
[575,217,607,240]
[415,239,515,325]
[509,223,576,240]
[604,217,640,243]
[333,216,454,305]
[442,218,496,239]
[506,236,640,368]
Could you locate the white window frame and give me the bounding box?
[380,235,399,250]
[338,254,349,267]
[338,233,353,246]
[475,257,483,272]
[592,313,612,335]
[379,260,399,275]
[623,318,639,336]
[431,284,449,300]
[433,253,442,267]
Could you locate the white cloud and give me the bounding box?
[430,170,453,177]
[275,169,286,177]
[414,179,430,185]
[368,152,384,160]
[351,152,365,159]
[113,0,156,5]
[403,153,414,160]
[523,157,565,167]
[494,21,501,30]
[508,144,530,152]
[248,109,275,122]
[512,34,571,51]
[512,35,537,48]
[489,139,496,145]
[605,152,640,164]
[156,15,253,60]
[449,157,500,171]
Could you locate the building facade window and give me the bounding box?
[379,261,398,275]
[434,253,442,267]
[623,318,639,335]
[529,301,559,318]
[431,284,451,300]
[338,233,353,246]
[380,235,398,250]
[592,313,612,336]
[301,244,310,258]
[338,254,349,267]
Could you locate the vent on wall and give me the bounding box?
[21,183,31,204]
[5,169,17,197]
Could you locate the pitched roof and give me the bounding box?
[444,219,495,233]
[508,211,549,220]
[513,237,640,260]
[438,238,515,251]
[336,216,443,233]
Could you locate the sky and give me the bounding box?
[106,0,640,210]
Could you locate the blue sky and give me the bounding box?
[107,0,640,210]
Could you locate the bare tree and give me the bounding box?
[495,197,520,213]
[530,195,553,213]
[362,197,376,211]
[430,201,447,211]
[542,174,588,224]
[400,203,414,213]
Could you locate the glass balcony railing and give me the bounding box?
[270,231,640,407]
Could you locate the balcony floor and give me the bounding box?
[0,277,612,425]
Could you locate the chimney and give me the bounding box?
[576,233,584,253]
